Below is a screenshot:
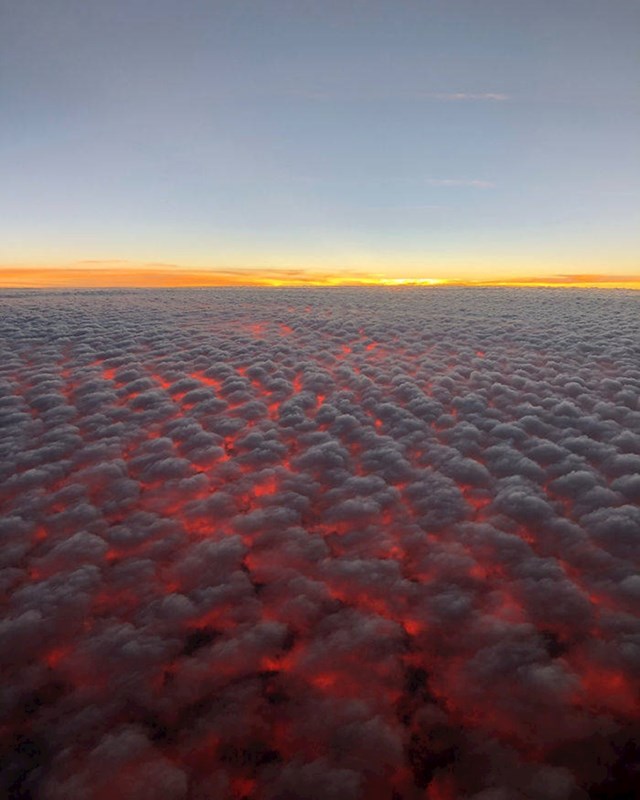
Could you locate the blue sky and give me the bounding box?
[1,0,639,282]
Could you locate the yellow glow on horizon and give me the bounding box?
[374,277,448,286]
[1,265,640,290]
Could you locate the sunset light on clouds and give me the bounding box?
[1,4,640,800]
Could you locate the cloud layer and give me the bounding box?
[1,287,639,799]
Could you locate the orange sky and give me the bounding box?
[2,264,640,290]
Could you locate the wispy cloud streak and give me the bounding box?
[426,178,496,188]
[422,92,509,101]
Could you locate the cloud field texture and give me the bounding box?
[0,288,638,800]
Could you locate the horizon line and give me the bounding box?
[1,266,640,291]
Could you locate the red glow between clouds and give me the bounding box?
[1,288,639,799]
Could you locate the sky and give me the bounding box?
[1,0,639,287]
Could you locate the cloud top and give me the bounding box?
[1,287,639,799]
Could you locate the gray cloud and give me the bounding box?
[0,287,639,799]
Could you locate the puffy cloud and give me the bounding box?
[0,287,639,799]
